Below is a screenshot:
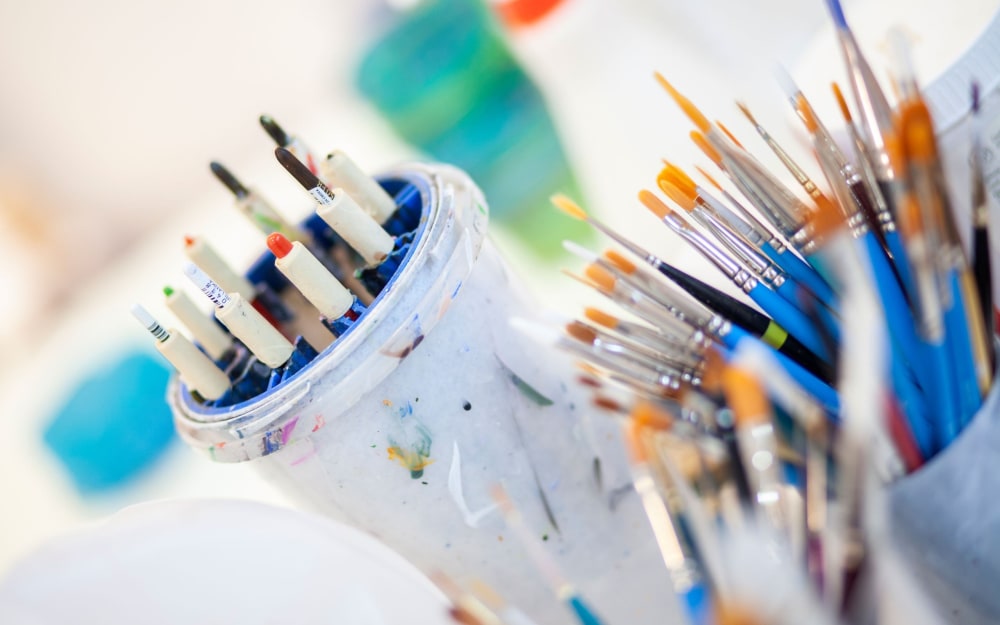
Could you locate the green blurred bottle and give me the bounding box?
[356,0,592,258]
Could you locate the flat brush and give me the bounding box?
[640,189,833,361]
[602,249,835,384]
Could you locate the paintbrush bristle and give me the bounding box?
[805,187,848,242]
[690,131,723,166]
[584,306,620,329]
[603,249,637,275]
[831,82,853,122]
[584,263,617,291]
[722,366,771,425]
[654,72,712,133]
[717,121,744,148]
[735,101,758,126]
[632,400,673,430]
[638,189,673,219]
[900,100,937,162]
[551,194,589,220]
[594,395,626,413]
[658,180,695,213]
[566,321,599,345]
[700,347,725,393]
[795,95,819,133]
[695,166,724,192]
[660,163,698,197]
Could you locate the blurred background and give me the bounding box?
[0,0,994,574]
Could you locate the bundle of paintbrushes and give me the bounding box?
[499,1,996,623]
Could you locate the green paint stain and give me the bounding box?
[476,202,488,216]
[510,373,554,406]
[162,285,174,297]
[386,423,433,479]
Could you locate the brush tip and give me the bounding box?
[183,235,196,247]
[700,347,725,392]
[795,95,819,133]
[551,194,589,221]
[831,82,853,122]
[690,131,723,165]
[722,366,770,425]
[632,401,673,430]
[584,307,619,328]
[653,72,712,132]
[162,285,174,297]
[824,0,849,29]
[900,101,937,161]
[565,320,598,344]
[638,189,672,219]
[209,161,249,198]
[972,81,981,114]
[583,263,616,291]
[603,249,637,274]
[694,166,723,191]
[275,146,320,190]
[561,239,599,262]
[259,114,290,147]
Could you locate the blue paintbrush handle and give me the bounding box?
[748,282,830,360]
[764,243,838,309]
[724,328,840,415]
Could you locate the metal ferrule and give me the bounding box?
[665,215,742,279]
[694,208,771,277]
[767,236,788,254]
[733,269,758,294]
[837,30,896,183]
[704,316,731,341]
[697,193,763,245]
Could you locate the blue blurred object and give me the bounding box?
[356,0,591,257]
[42,350,175,494]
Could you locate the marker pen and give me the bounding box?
[184,263,316,388]
[267,233,366,336]
[162,285,232,361]
[183,235,292,326]
[320,150,397,224]
[210,161,305,242]
[259,115,321,176]
[131,304,230,401]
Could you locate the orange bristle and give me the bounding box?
[899,100,937,162]
[721,366,771,426]
[806,189,848,242]
[695,166,724,192]
[577,375,602,389]
[594,395,627,413]
[576,360,604,377]
[584,263,617,291]
[660,162,698,197]
[654,72,712,132]
[717,121,744,148]
[550,193,589,221]
[603,249,637,275]
[831,82,853,122]
[700,347,725,393]
[734,101,759,127]
[624,421,649,463]
[690,131,723,166]
[584,307,620,328]
[638,189,674,220]
[795,94,819,133]
[566,321,598,344]
[632,400,674,430]
[658,180,696,212]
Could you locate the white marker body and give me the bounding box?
[184,238,255,299]
[274,241,354,320]
[165,290,232,360]
[316,189,394,265]
[321,150,396,223]
[216,293,294,368]
[157,331,230,400]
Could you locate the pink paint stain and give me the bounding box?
[312,414,326,432]
[290,449,317,466]
[281,417,300,445]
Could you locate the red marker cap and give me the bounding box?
[267,233,294,259]
[184,235,196,247]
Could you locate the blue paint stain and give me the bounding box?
[451,281,462,299]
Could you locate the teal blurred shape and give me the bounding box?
[356,0,592,257]
[42,350,175,495]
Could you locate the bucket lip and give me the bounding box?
[170,163,488,459]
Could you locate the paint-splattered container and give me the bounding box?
[171,162,674,624]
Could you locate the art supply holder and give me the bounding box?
[170,162,674,624]
[890,361,1000,625]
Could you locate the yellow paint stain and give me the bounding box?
[382,399,392,407]
[386,446,434,478]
